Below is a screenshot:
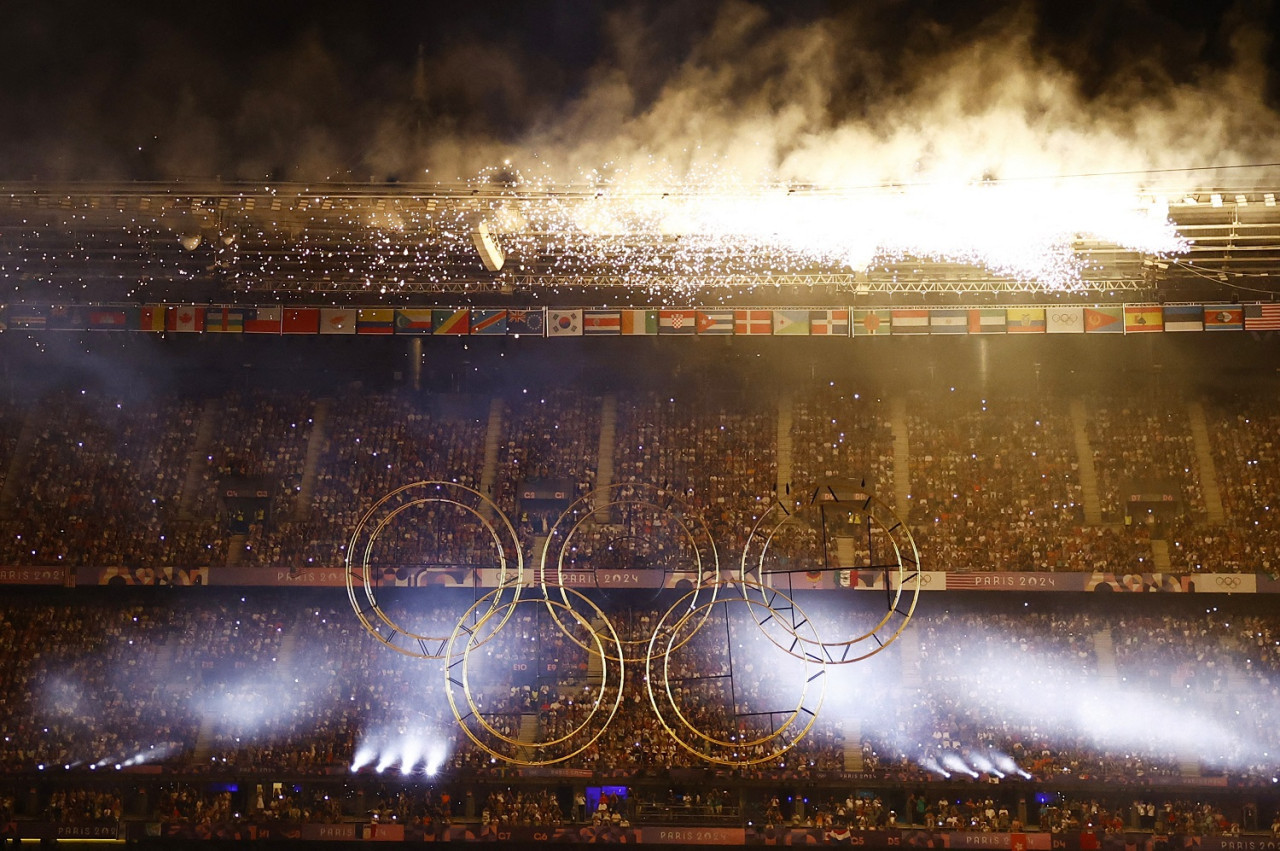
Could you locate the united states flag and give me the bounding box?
[1244,304,1280,330]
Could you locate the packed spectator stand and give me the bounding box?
[1,338,1280,846]
[0,363,1261,576]
[1,374,1277,575]
[2,590,1280,830]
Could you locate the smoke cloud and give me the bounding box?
[1,1,1276,191]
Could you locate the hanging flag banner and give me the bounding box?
[205,307,244,333]
[356,308,395,335]
[547,309,583,337]
[432,308,470,335]
[853,309,891,336]
[696,310,735,335]
[1162,304,1203,332]
[393,309,433,334]
[967,309,1006,334]
[1203,305,1243,331]
[282,307,320,334]
[1245,303,1280,330]
[1046,306,1084,333]
[659,309,697,334]
[243,307,283,334]
[1006,308,1046,333]
[583,309,621,335]
[1083,306,1123,333]
[87,306,133,331]
[773,309,810,335]
[137,305,167,332]
[469,309,508,335]
[809,309,849,336]
[929,308,968,335]
[890,309,929,335]
[620,309,657,335]
[6,305,47,330]
[733,309,772,336]
[506,308,545,336]
[167,305,206,333]
[319,308,356,334]
[1123,304,1163,333]
[47,305,85,330]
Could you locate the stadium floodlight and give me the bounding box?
[920,757,950,778]
[941,753,979,777]
[470,220,505,272]
[968,752,1003,777]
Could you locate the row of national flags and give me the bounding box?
[3,303,1280,336]
[0,306,521,335]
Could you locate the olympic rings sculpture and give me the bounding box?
[346,480,919,767]
[740,487,922,664]
[538,482,721,664]
[345,480,524,659]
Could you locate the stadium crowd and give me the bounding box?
[0,383,1275,575]
[3,777,1264,840]
[0,591,1277,785]
[3,376,1280,836]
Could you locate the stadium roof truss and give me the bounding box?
[2,183,1279,301]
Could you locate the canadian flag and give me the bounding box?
[167,306,205,332]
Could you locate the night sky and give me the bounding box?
[1,1,1274,185]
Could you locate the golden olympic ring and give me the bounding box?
[444,586,624,766]
[538,482,719,663]
[645,579,826,766]
[345,480,524,659]
[739,487,921,664]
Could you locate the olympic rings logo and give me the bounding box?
[345,480,918,768]
[1214,575,1243,588]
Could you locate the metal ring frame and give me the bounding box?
[345,480,523,659]
[739,488,922,664]
[443,586,625,766]
[347,480,916,766]
[645,580,826,766]
[537,482,720,664]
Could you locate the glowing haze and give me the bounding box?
[435,3,1267,289]
[469,172,1187,290]
[4,2,1279,289]
[12,594,1280,779]
[470,4,1240,288]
